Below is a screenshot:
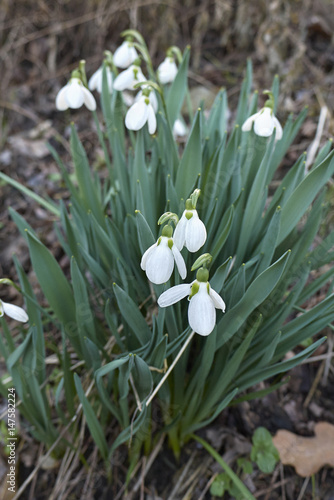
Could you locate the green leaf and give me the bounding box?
[278,151,334,243]
[74,373,108,459]
[135,210,156,254]
[25,231,82,355]
[0,172,60,217]
[216,251,290,349]
[113,283,151,346]
[166,46,190,126]
[175,108,202,199]
[70,125,105,226]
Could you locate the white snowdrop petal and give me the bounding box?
[146,245,174,284]
[173,119,187,137]
[147,105,157,134]
[125,100,149,131]
[114,42,138,68]
[149,91,158,113]
[254,108,274,137]
[157,58,178,84]
[158,284,191,307]
[171,245,187,279]
[66,80,84,108]
[113,67,133,91]
[241,112,258,132]
[209,288,226,312]
[173,214,187,251]
[55,85,70,110]
[81,86,97,111]
[185,214,207,252]
[140,243,157,270]
[273,117,283,140]
[2,301,29,323]
[88,68,101,91]
[188,291,216,336]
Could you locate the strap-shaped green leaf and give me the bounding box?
[25,231,81,353]
[113,283,151,346]
[175,108,202,199]
[74,373,108,459]
[278,151,334,244]
[166,46,190,126]
[70,125,105,227]
[237,338,325,392]
[216,250,290,349]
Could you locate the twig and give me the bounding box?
[280,463,287,500]
[301,352,334,364]
[167,450,197,500]
[303,361,325,408]
[129,373,142,412]
[263,464,279,500]
[305,105,328,172]
[116,433,165,500]
[322,333,334,386]
[296,476,310,500]
[146,330,195,407]
[198,471,218,500]
[254,478,292,498]
[12,378,95,500]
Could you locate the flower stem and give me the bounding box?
[146,330,195,407]
[190,434,256,500]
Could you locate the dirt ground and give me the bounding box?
[1,1,334,498]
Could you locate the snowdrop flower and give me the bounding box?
[88,66,113,94]
[125,90,157,134]
[113,40,138,69]
[56,77,96,111]
[113,64,146,91]
[140,226,186,284]
[241,91,282,139]
[0,299,28,323]
[157,56,178,84]
[173,118,188,138]
[174,199,207,252]
[158,268,225,336]
[135,88,158,112]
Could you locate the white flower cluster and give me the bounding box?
[140,197,225,336]
[55,39,183,137]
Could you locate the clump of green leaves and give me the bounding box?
[0,29,334,473]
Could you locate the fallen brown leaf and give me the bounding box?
[273,422,334,477]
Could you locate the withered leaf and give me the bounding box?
[273,422,334,477]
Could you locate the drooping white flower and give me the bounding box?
[113,64,146,91]
[113,41,138,69]
[125,93,157,134]
[56,78,96,111]
[135,88,158,112]
[88,66,113,94]
[158,268,225,336]
[157,56,178,84]
[242,106,283,139]
[174,200,207,252]
[0,299,29,323]
[173,119,188,137]
[140,226,186,284]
